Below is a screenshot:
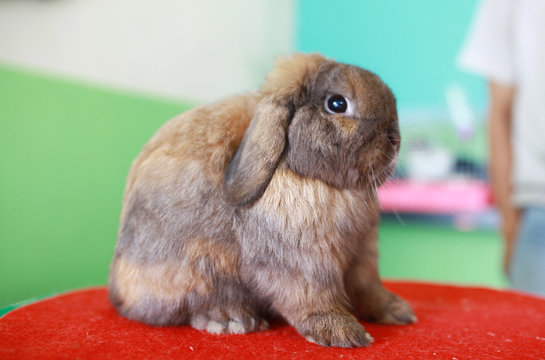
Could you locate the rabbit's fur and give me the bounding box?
[109,53,416,348]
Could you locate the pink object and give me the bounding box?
[378,180,493,214]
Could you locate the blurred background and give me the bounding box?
[0,0,505,309]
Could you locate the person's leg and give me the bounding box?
[509,207,545,296]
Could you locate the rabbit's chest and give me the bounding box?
[253,167,373,248]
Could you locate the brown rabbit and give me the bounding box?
[109,53,416,348]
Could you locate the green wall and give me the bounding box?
[0,65,192,307]
[379,221,506,288]
[296,0,486,113]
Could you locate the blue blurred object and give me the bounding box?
[509,207,545,296]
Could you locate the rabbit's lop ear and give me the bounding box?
[223,53,329,207]
[223,96,292,207]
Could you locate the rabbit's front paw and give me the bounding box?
[355,289,417,325]
[298,310,373,348]
[376,293,417,325]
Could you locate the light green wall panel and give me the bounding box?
[0,65,193,307]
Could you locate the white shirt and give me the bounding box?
[459,0,545,206]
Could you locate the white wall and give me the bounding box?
[0,0,294,102]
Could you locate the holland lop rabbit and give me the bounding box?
[109,53,416,348]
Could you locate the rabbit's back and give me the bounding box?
[124,93,259,204]
[109,94,261,325]
[117,93,259,256]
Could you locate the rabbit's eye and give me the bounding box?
[325,94,348,114]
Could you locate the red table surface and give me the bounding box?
[1,281,544,360]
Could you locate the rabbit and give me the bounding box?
[108,53,416,348]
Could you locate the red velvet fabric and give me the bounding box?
[1,282,544,359]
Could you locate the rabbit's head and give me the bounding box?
[223,53,400,207]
